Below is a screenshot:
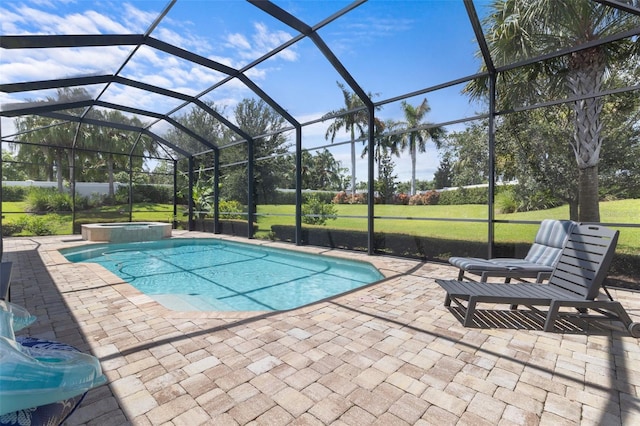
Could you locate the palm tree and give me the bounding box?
[323,82,376,196]
[399,99,444,195]
[313,148,345,191]
[362,119,402,180]
[466,0,639,222]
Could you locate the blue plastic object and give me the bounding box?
[0,304,107,416]
[0,300,36,335]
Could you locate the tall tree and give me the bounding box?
[165,101,229,199]
[362,119,402,180]
[466,0,640,222]
[399,99,444,195]
[229,98,290,204]
[433,152,453,189]
[166,100,228,172]
[82,110,155,197]
[300,149,346,191]
[441,121,490,187]
[1,150,27,181]
[375,151,398,204]
[14,87,90,191]
[498,107,579,215]
[323,82,380,196]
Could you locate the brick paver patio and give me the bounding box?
[3,232,639,425]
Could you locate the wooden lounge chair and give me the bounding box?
[436,224,640,337]
[448,219,577,283]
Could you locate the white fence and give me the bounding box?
[3,181,127,197]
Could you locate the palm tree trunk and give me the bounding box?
[55,150,64,192]
[569,199,579,222]
[410,144,417,196]
[107,155,115,198]
[578,165,600,222]
[350,139,356,197]
[567,48,605,223]
[67,149,75,198]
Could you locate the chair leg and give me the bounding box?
[444,294,452,307]
[464,297,478,327]
[457,269,464,280]
[544,301,561,332]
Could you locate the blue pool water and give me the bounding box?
[61,239,384,312]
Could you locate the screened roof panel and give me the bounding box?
[0,1,163,35]
[241,37,352,121]
[117,44,228,97]
[381,82,489,129]
[89,105,149,126]
[152,0,301,70]
[2,0,639,160]
[0,45,131,84]
[200,80,267,118]
[11,118,80,148]
[100,83,186,116]
[270,0,356,24]
[317,0,484,99]
[0,84,103,115]
[478,0,640,69]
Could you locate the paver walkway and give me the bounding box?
[3,232,640,425]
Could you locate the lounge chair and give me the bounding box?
[436,224,640,337]
[448,219,576,283]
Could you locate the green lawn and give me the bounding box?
[2,199,639,254]
[255,199,640,254]
[1,202,176,236]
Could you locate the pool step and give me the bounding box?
[151,294,234,311]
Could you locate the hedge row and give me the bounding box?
[186,219,258,237]
[1,186,28,202]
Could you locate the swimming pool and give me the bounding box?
[61,239,384,312]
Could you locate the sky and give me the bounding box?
[0,0,490,185]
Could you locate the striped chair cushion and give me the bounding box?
[524,220,576,267]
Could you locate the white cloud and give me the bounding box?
[123,3,159,33]
[84,10,130,33]
[227,33,251,51]
[0,7,26,33]
[225,22,298,63]
[101,84,180,114]
[154,26,212,55]
[1,3,300,135]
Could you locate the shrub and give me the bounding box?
[408,190,440,206]
[302,191,335,204]
[302,195,337,225]
[219,199,245,220]
[512,186,563,212]
[115,184,173,204]
[332,191,350,204]
[25,187,72,213]
[23,215,56,236]
[332,191,367,205]
[438,187,488,205]
[423,190,440,205]
[8,215,59,236]
[495,189,518,213]
[1,185,28,202]
[1,220,25,236]
[393,193,411,205]
[408,194,421,205]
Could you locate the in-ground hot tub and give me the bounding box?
[81,222,172,243]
